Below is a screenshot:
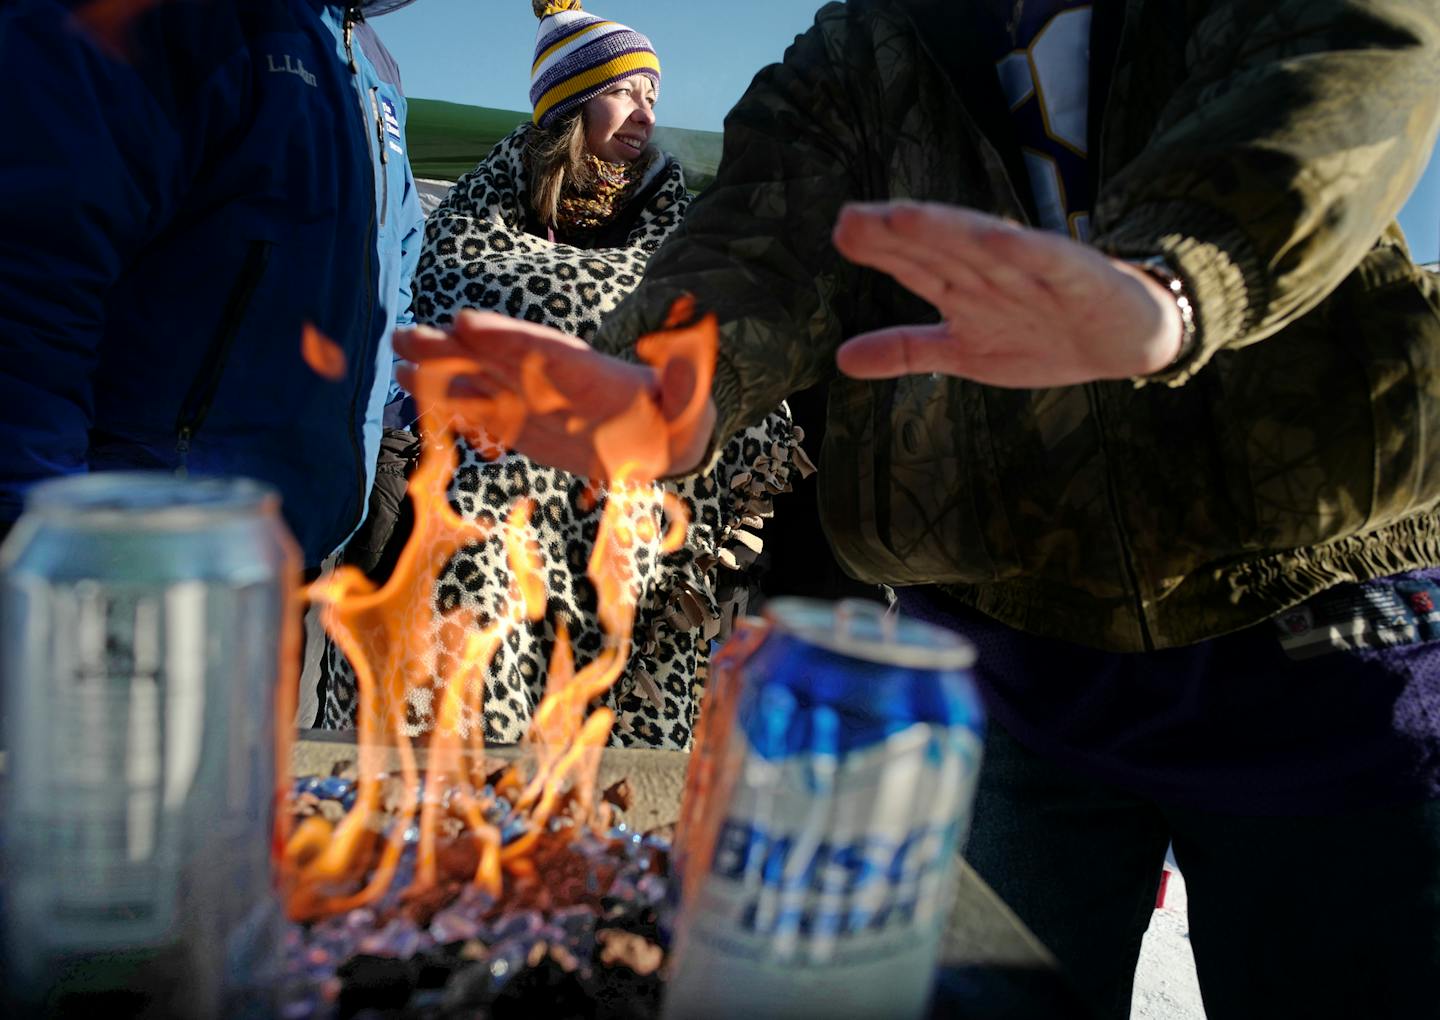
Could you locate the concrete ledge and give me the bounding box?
[291,731,1054,971]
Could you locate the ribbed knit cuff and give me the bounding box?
[1094,201,1262,387]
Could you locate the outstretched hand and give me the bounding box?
[394,311,715,482]
[831,202,1182,387]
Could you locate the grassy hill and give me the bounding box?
[405,99,527,181]
[406,98,721,191]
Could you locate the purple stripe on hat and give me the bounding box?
[533,49,656,101]
[530,35,657,99]
[537,66,661,127]
[536,33,654,83]
[534,16,605,57]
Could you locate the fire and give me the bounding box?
[279,300,717,922]
[71,0,173,61]
[301,322,349,381]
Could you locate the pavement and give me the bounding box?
[1132,855,1206,1019]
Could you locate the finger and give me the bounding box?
[835,324,962,379]
[449,372,503,400]
[833,203,977,269]
[463,391,527,450]
[978,223,1085,281]
[838,201,1017,257]
[835,211,987,299]
[918,344,1098,389]
[451,309,593,356]
[957,214,1124,296]
[841,201,1076,293]
[847,242,988,303]
[840,325,1088,388]
[397,357,516,420]
[836,204,1034,302]
[837,236,1046,344]
[393,325,465,362]
[854,250,958,310]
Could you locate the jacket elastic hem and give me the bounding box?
[1224,510,1440,604]
[942,508,1440,652]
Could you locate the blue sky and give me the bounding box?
[373,0,1438,261]
[375,1,819,131]
[1405,147,1439,262]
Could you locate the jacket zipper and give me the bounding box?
[1089,1,1152,647]
[342,5,377,534]
[1086,384,1155,650]
[1089,0,1135,204]
[174,240,272,476]
[907,0,1150,639]
[368,86,390,227]
[969,133,1150,639]
[901,0,1032,224]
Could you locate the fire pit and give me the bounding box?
[281,734,1069,1020]
[280,736,690,1018]
[270,312,745,1017]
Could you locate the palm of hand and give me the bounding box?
[832,202,1180,387]
[396,313,669,481]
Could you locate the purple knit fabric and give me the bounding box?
[531,39,658,103]
[898,569,1440,816]
[535,17,593,53]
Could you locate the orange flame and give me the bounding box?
[279,297,716,921]
[302,322,348,381]
[71,0,171,61]
[505,499,547,623]
[674,620,766,908]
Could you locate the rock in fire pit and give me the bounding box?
[279,739,690,1019]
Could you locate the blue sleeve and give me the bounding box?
[395,159,423,331]
[0,1,188,520]
[387,154,425,409]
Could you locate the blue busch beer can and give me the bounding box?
[665,598,983,1020]
[0,474,300,1018]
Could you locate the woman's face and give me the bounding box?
[582,75,657,164]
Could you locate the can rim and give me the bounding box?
[761,596,977,670]
[23,473,280,527]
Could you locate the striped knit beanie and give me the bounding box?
[529,0,661,129]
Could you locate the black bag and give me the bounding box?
[341,426,422,583]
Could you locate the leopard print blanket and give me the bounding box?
[319,126,811,749]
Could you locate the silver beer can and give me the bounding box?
[0,473,300,1017]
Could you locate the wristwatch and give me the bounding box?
[1127,255,1197,372]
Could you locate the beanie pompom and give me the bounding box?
[533,0,583,17]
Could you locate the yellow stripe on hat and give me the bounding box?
[531,20,613,75]
[532,52,662,124]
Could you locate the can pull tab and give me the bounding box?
[834,597,898,645]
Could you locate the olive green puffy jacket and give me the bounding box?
[598,0,1440,651]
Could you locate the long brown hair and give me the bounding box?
[526,112,591,227]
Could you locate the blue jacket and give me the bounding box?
[0,0,423,567]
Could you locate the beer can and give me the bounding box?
[665,598,983,1020]
[0,473,300,1017]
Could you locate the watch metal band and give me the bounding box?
[1127,255,1197,373]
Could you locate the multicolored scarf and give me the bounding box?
[555,152,642,232]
